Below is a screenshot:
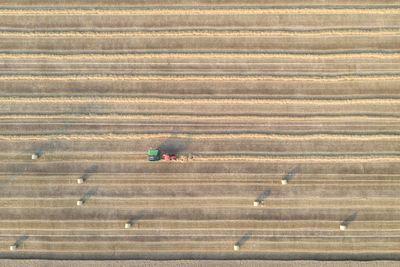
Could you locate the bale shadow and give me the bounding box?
[80,187,98,203]
[158,136,192,155]
[34,149,44,158]
[128,210,145,225]
[341,211,358,227]
[283,166,300,183]
[34,142,56,158]
[80,165,98,182]
[15,235,29,248]
[255,189,271,203]
[236,232,252,247]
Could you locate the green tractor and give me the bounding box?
[147,149,161,161]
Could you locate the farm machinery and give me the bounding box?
[147,149,177,161]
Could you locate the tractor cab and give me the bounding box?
[148,149,161,161]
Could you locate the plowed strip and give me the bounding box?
[1,96,400,106]
[1,29,399,37]
[1,133,400,141]
[1,114,400,122]
[1,8,400,16]
[0,240,399,253]
[1,74,399,81]
[1,197,399,209]
[2,52,400,60]
[1,0,398,7]
[1,220,399,231]
[193,154,400,163]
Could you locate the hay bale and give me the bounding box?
[125,223,131,229]
[281,179,288,185]
[77,178,84,184]
[76,200,83,206]
[9,245,16,251]
[234,244,240,251]
[340,224,347,231]
[254,200,264,206]
[31,154,38,160]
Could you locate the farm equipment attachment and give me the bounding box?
[148,149,177,161]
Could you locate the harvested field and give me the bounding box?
[0,0,400,262]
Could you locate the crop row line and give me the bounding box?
[1,74,400,81]
[1,114,399,121]
[0,8,400,15]
[0,29,399,37]
[1,52,399,60]
[1,133,400,141]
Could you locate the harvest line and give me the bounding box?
[0,96,399,105]
[1,74,400,81]
[1,52,400,60]
[1,133,400,141]
[0,8,399,16]
[0,29,399,37]
[1,114,400,121]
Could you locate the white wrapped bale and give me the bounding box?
[281,179,288,185]
[77,178,84,184]
[254,200,264,207]
[31,154,38,160]
[125,223,131,229]
[76,200,83,206]
[9,245,16,251]
[340,224,347,231]
[234,244,240,251]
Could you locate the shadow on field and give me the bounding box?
[236,232,252,247]
[34,142,56,158]
[15,235,29,248]
[128,210,145,225]
[255,189,271,203]
[283,166,300,183]
[341,212,358,227]
[158,136,192,155]
[80,188,98,203]
[80,165,98,182]
[34,149,44,158]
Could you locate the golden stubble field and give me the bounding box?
[0,0,399,261]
